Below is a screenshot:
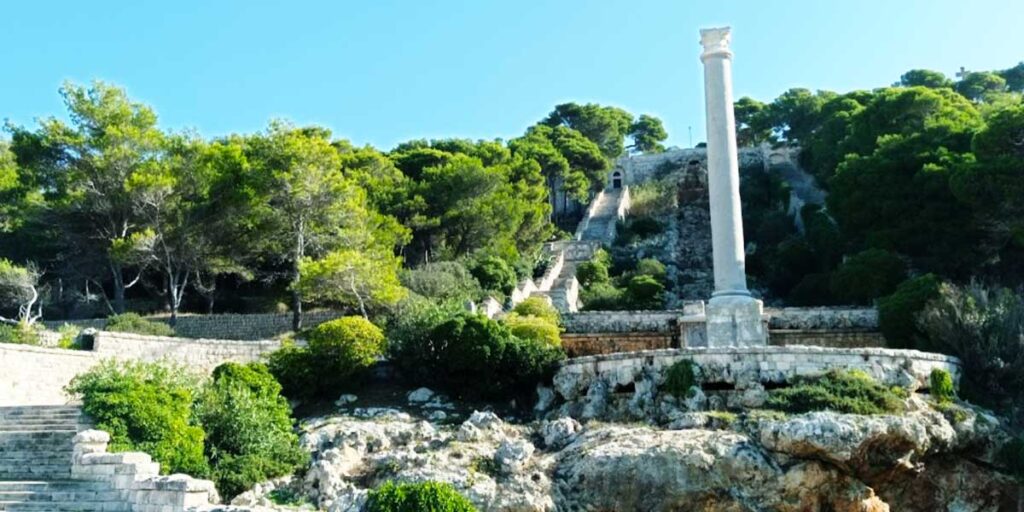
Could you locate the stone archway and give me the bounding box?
[611,171,622,189]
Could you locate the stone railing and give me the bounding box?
[562,304,705,334]
[72,430,219,511]
[534,249,564,292]
[573,190,606,241]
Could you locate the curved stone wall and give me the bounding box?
[553,346,961,407]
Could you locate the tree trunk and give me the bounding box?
[291,222,305,332]
[111,264,126,314]
[206,294,215,315]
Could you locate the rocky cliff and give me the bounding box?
[230,395,1021,512]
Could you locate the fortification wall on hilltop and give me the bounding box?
[614,147,765,185]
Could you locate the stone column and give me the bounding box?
[700,27,766,347]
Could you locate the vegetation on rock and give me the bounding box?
[105,313,176,337]
[366,481,477,512]
[764,369,907,415]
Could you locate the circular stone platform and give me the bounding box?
[551,346,961,409]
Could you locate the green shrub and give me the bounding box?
[764,370,907,415]
[0,322,40,345]
[929,368,956,403]
[616,216,663,245]
[511,297,561,326]
[634,258,667,282]
[878,274,941,349]
[401,262,482,302]
[56,323,84,349]
[997,438,1024,478]
[917,283,1024,426]
[580,282,625,311]
[195,363,308,499]
[386,295,464,384]
[575,260,609,289]
[399,312,564,400]
[366,481,477,512]
[269,316,385,399]
[664,360,696,399]
[66,360,208,476]
[469,256,517,296]
[829,248,907,305]
[502,313,561,348]
[788,272,839,306]
[105,313,175,337]
[624,275,665,309]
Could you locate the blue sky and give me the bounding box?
[2,0,1022,149]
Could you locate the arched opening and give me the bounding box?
[611,171,622,189]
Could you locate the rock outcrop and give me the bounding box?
[232,402,1020,512]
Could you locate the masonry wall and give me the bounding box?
[561,332,674,357]
[769,329,886,348]
[0,344,99,406]
[43,310,343,340]
[1,332,284,406]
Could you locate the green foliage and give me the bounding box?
[828,248,906,304]
[385,295,463,384]
[502,313,561,348]
[56,323,83,349]
[929,368,956,403]
[366,481,478,512]
[297,248,407,317]
[628,114,668,153]
[579,282,624,311]
[899,69,953,89]
[956,71,1007,102]
[917,283,1024,426]
[634,258,667,282]
[510,297,561,326]
[878,274,941,349]
[615,216,663,245]
[401,262,481,302]
[575,260,610,289]
[66,360,209,476]
[469,256,517,296]
[663,360,696,400]
[267,316,385,400]
[0,321,40,345]
[624,275,665,309]
[627,181,676,217]
[396,312,564,400]
[764,370,908,415]
[195,363,307,499]
[105,313,176,337]
[997,438,1024,478]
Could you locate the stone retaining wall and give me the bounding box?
[553,346,960,411]
[0,332,284,406]
[0,344,99,406]
[765,307,878,330]
[562,306,704,333]
[770,329,886,348]
[562,332,674,357]
[92,331,283,372]
[43,310,343,340]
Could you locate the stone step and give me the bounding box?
[0,489,123,502]
[0,481,110,492]
[0,407,82,418]
[0,425,87,433]
[0,501,130,511]
[0,454,73,467]
[0,465,72,478]
[0,413,83,421]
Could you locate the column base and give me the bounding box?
[706,295,766,347]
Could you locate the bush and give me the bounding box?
[829,249,907,305]
[788,273,839,306]
[624,275,665,309]
[878,274,941,349]
[575,260,609,289]
[929,368,956,403]
[0,321,40,345]
[366,481,477,512]
[617,216,663,244]
[66,360,208,476]
[917,283,1024,426]
[580,282,625,311]
[469,256,517,296]
[105,313,176,337]
[664,360,696,399]
[269,316,385,399]
[401,262,481,302]
[764,370,907,415]
[634,258,667,282]
[56,323,84,349]
[502,313,561,348]
[386,295,463,384]
[401,313,564,400]
[511,297,560,326]
[195,363,308,499]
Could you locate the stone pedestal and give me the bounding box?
[706,295,765,347]
[700,26,767,346]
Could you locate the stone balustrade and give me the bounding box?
[72,430,219,511]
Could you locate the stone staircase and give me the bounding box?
[578,188,624,242]
[0,405,128,511]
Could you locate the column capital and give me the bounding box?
[700,27,733,61]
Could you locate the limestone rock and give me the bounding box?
[540,417,582,450]
[406,387,435,404]
[334,394,357,407]
[495,439,535,475]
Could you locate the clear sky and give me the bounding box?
[2,0,1022,150]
